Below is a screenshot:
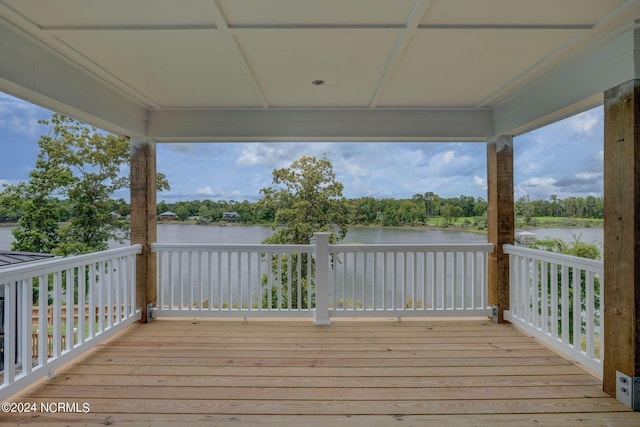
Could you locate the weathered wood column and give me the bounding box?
[130,138,157,323]
[486,136,514,323]
[603,80,640,406]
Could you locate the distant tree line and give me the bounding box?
[152,193,603,227]
[515,195,603,225]
[0,193,605,228]
[151,193,487,227]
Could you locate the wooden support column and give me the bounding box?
[487,136,514,323]
[603,79,640,404]
[130,138,157,323]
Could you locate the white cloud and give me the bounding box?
[236,142,331,167]
[575,172,602,181]
[521,177,557,186]
[519,176,559,198]
[473,175,486,188]
[442,151,455,164]
[339,159,367,177]
[567,110,599,134]
[428,150,454,168]
[194,186,243,199]
[196,186,216,197]
[394,147,426,169]
[236,144,280,166]
[521,162,538,174]
[0,94,48,137]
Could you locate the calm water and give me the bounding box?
[0,224,603,249]
[523,227,603,248]
[159,224,488,245]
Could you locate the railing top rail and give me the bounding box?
[0,244,142,284]
[151,242,494,254]
[151,242,314,253]
[503,243,602,272]
[329,243,494,253]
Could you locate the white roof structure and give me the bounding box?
[1,0,638,142]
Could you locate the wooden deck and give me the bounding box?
[1,319,639,426]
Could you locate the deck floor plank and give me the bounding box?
[1,319,638,426]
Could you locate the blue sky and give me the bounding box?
[0,91,603,202]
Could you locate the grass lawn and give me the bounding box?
[517,216,603,228]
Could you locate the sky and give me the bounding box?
[0,91,603,203]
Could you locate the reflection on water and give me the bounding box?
[0,223,603,249]
[522,228,603,248]
[0,226,15,250]
[158,224,603,246]
[158,224,487,245]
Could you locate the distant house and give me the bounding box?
[159,211,178,221]
[222,212,240,221]
[515,230,536,245]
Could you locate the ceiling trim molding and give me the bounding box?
[493,29,636,136]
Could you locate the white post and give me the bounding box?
[313,233,331,325]
[4,282,15,384]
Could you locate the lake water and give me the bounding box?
[0,224,603,250]
[159,224,489,245]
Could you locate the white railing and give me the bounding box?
[328,244,493,317]
[503,244,603,377]
[153,242,316,317]
[0,245,141,400]
[153,235,493,321]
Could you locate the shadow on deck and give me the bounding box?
[1,319,638,426]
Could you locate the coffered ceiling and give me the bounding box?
[0,0,638,140]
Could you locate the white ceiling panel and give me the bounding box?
[379,29,583,107]
[58,30,261,108]
[236,30,400,107]
[4,0,218,27]
[218,0,415,27]
[422,0,629,26]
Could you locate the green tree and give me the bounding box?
[257,156,349,309]
[349,197,379,225]
[396,199,425,225]
[1,113,170,255]
[175,203,191,220]
[473,197,487,217]
[517,195,535,225]
[0,131,73,252]
[441,203,462,226]
[258,156,349,245]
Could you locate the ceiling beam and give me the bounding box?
[208,0,269,109]
[368,0,433,108]
[146,108,493,142]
